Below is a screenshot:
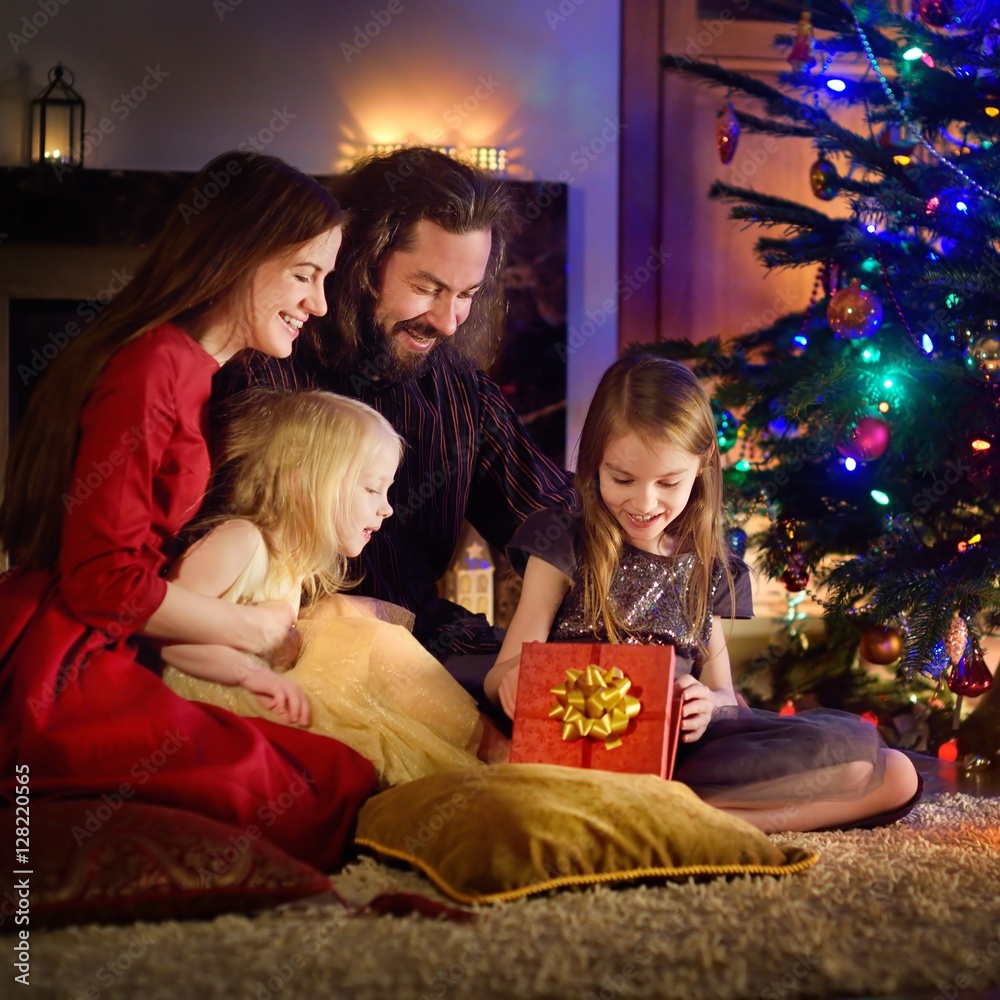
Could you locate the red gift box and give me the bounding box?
[510,642,683,778]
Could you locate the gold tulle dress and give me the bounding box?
[162,529,485,787]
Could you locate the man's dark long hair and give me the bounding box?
[315,147,513,371]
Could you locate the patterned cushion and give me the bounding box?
[0,800,331,929]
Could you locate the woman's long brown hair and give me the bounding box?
[1,151,344,569]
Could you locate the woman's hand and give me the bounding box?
[238,658,311,727]
[245,601,301,670]
[675,674,717,743]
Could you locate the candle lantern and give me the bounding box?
[31,64,85,167]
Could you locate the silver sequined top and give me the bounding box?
[508,508,753,677]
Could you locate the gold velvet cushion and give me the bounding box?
[355,763,819,904]
[1,800,331,929]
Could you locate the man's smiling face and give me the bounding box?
[370,219,492,379]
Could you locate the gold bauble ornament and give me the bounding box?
[860,626,904,665]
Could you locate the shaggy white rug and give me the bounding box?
[24,792,1000,1000]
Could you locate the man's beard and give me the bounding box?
[359,312,446,383]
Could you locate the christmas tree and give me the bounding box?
[652,0,999,756]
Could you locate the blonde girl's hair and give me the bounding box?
[574,354,734,646]
[1,151,345,569]
[209,390,403,604]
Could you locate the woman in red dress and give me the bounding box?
[0,151,377,871]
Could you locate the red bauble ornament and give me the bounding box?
[781,547,809,592]
[837,416,891,462]
[915,0,953,28]
[717,102,740,165]
[827,279,883,339]
[948,651,995,698]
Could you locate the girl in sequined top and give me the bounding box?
[485,354,922,832]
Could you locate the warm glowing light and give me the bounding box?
[860,711,879,727]
[938,738,959,762]
[878,401,890,413]
[893,154,912,166]
[779,700,796,716]
[968,533,982,544]
[986,106,1000,118]
[971,438,991,451]
[361,144,507,175]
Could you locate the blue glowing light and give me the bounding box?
[956,200,969,213]
[826,79,847,92]
[866,223,877,233]
[921,334,934,354]
[845,457,858,471]
[793,335,809,347]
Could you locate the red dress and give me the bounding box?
[0,325,377,871]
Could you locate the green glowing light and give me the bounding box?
[870,490,890,506]
[883,378,893,389]
[860,256,881,273]
[860,346,881,363]
[735,460,751,472]
[946,293,961,309]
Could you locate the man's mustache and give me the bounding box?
[391,319,443,342]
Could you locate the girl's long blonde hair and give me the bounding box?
[208,390,402,604]
[575,354,733,646]
[1,151,345,569]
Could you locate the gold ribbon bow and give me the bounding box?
[548,664,642,750]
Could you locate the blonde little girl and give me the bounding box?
[161,389,506,786]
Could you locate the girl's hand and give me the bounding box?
[675,674,716,743]
[238,659,311,727]
[498,664,520,720]
[246,601,301,670]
